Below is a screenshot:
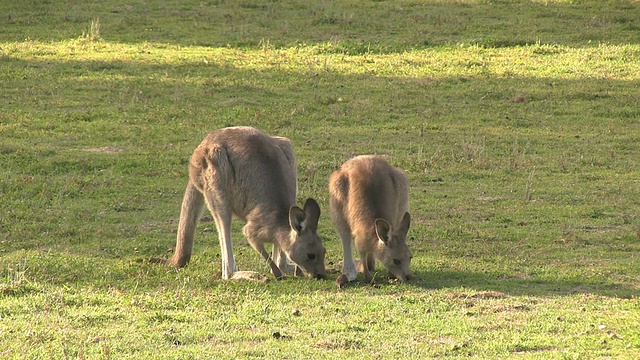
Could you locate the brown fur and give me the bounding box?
[163,126,326,280]
[329,155,412,283]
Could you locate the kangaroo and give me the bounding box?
[162,126,326,280]
[329,155,413,283]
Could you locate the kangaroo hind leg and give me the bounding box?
[202,188,237,279]
[197,144,239,279]
[330,173,357,282]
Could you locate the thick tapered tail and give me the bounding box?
[167,181,205,267]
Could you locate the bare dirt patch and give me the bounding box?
[84,147,123,154]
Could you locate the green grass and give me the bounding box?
[1,0,640,358]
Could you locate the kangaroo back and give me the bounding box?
[190,127,297,219]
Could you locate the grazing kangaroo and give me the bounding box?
[163,126,326,280]
[329,155,413,283]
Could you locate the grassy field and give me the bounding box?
[1,0,640,358]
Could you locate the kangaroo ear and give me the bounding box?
[289,206,306,234]
[397,212,411,237]
[374,218,392,245]
[302,198,320,232]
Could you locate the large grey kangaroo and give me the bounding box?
[162,126,326,280]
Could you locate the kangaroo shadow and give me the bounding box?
[408,269,638,299]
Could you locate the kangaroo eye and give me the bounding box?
[307,254,316,260]
[393,259,401,265]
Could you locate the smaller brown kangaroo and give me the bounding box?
[329,155,413,283]
[161,126,326,280]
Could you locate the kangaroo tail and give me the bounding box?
[167,181,205,267]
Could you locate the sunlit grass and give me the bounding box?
[4,39,640,80]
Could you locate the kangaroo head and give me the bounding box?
[288,198,327,279]
[374,212,413,282]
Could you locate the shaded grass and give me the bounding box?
[2,0,640,49]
